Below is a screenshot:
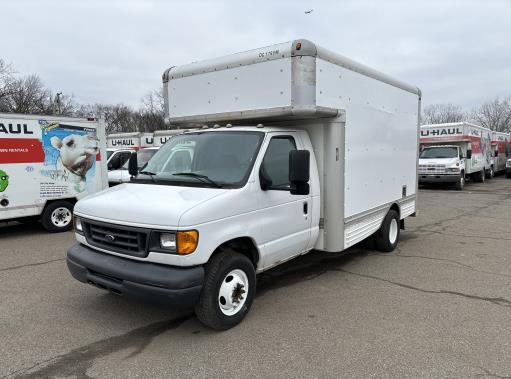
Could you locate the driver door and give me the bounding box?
[256,132,312,269]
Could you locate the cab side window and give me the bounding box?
[260,136,296,190]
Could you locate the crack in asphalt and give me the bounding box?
[369,253,511,279]
[339,269,511,309]
[477,367,511,378]
[9,315,192,379]
[417,230,511,242]
[0,258,65,273]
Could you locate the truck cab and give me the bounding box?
[419,145,466,190]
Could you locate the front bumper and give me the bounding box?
[418,174,460,183]
[67,243,204,308]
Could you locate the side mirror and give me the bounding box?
[289,150,310,195]
[128,153,138,177]
[495,150,499,157]
[466,150,472,159]
[108,155,121,170]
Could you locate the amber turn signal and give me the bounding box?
[176,230,199,255]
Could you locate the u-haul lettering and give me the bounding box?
[111,139,135,147]
[0,123,33,135]
[420,127,462,137]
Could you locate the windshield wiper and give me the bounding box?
[138,170,157,183]
[172,172,222,188]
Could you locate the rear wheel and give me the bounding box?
[195,249,256,330]
[375,209,400,252]
[475,170,485,183]
[41,201,74,232]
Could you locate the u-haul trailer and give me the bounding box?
[0,113,108,232]
[419,122,492,189]
[67,39,421,330]
[491,131,511,174]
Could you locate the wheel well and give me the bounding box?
[43,198,77,211]
[211,237,260,267]
[389,203,400,218]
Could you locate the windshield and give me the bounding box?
[420,146,459,159]
[122,149,158,169]
[135,131,264,188]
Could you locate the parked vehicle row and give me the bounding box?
[419,122,511,190]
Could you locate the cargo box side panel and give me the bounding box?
[168,58,293,119]
[0,117,105,220]
[315,58,419,219]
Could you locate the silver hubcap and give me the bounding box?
[218,269,249,316]
[51,207,72,227]
[389,219,398,245]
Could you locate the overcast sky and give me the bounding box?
[2,0,510,111]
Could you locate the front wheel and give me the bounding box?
[486,167,494,179]
[195,249,256,330]
[455,174,465,191]
[375,209,400,252]
[41,201,74,232]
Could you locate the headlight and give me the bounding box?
[447,167,460,172]
[74,217,83,234]
[160,233,176,249]
[150,230,199,255]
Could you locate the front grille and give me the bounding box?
[82,219,149,258]
[418,164,446,174]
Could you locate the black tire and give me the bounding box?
[507,173,511,179]
[195,249,256,330]
[455,173,465,191]
[475,170,485,183]
[41,201,74,232]
[375,209,400,252]
[486,167,494,179]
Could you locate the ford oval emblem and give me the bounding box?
[105,234,115,242]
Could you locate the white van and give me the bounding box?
[67,39,421,329]
[491,131,511,174]
[0,113,107,231]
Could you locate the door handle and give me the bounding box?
[303,201,308,215]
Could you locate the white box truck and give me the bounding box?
[0,113,108,232]
[67,39,421,329]
[491,131,511,174]
[419,122,493,190]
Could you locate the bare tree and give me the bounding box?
[138,87,166,131]
[0,58,15,110]
[472,97,511,133]
[422,103,466,125]
[4,74,52,114]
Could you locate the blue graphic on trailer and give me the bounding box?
[39,120,99,193]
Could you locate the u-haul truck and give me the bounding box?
[419,122,492,190]
[67,39,421,330]
[0,113,108,232]
[491,131,511,174]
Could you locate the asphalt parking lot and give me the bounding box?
[1,177,510,378]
